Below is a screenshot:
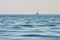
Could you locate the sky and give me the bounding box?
[0,0,60,14]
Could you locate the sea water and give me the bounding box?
[0,14,60,40]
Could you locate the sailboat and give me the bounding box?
[36,9,39,15]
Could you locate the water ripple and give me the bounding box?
[0,15,60,40]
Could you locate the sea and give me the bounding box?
[0,14,60,40]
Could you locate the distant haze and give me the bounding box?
[0,0,60,14]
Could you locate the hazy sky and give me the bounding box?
[0,0,60,14]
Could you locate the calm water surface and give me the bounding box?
[0,15,60,40]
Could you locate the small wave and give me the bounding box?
[51,31,60,33]
[37,25,56,26]
[51,28,60,29]
[10,25,34,30]
[37,25,47,26]
[20,25,33,27]
[21,34,60,38]
[11,25,22,29]
[0,30,7,32]
[47,25,56,26]
[46,22,57,26]
[57,23,60,24]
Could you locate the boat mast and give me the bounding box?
[36,9,39,15]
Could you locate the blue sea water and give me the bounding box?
[0,14,60,40]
